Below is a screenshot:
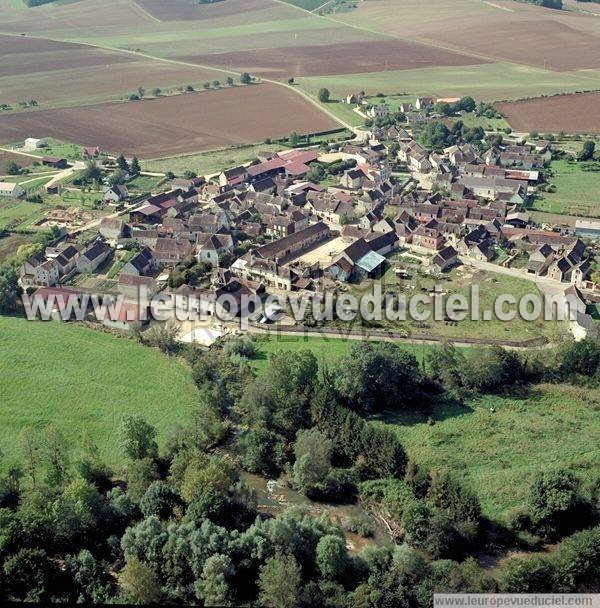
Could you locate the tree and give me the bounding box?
[500,555,555,592]
[293,428,332,494]
[66,549,112,603]
[316,534,347,579]
[288,77,295,85]
[332,342,422,411]
[318,88,330,103]
[288,131,300,146]
[226,77,234,86]
[139,481,180,519]
[137,87,145,98]
[116,154,130,172]
[41,424,69,488]
[81,160,102,184]
[186,84,195,92]
[197,553,234,606]
[212,80,220,88]
[152,88,162,97]
[183,170,197,179]
[125,458,159,503]
[559,339,600,378]
[119,415,158,460]
[119,557,162,605]
[240,72,252,85]
[0,265,20,313]
[3,548,54,602]
[458,96,476,112]
[130,156,141,175]
[527,469,583,540]
[107,169,125,187]
[4,160,21,175]
[258,552,301,608]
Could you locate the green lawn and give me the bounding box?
[126,174,166,192]
[250,335,438,374]
[372,383,600,520]
[533,159,600,218]
[0,316,200,468]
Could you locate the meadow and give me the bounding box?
[0,315,200,468]
[373,384,600,520]
[533,159,600,218]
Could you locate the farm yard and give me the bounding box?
[0,84,340,158]
[0,316,200,467]
[496,92,600,135]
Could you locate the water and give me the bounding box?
[241,472,393,553]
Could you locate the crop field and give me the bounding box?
[0,315,200,467]
[497,92,600,135]
[0,84,340,158]
[298,63,600,103]
[178,39,487,78]
[532,159,600,218]
[135,0,277,22]
[375,383,600,520]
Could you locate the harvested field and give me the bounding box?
[0,84,339,158]
[496,92,600,135]
[179,39,488,77]
[0,34,138,78]
[135,0,280,22]
[431,20,600,71]
[0,151,33,173]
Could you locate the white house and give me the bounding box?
[0,182,25,198]
[24,137,45,151]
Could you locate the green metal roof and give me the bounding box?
[356,251,386,273]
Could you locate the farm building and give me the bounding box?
[0,182,25,198]
[42,156,68,169]
[575,219,600,241]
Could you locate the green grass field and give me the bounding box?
[298,63,600,103]
[533,159,600,218]
[372,383,600,520]
[250,335,440,374]
[0,315,200,468]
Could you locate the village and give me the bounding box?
[6,95,600,344]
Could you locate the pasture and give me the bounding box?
[532,159,600,218]
[373,383,600,520]
[496,92,600,135]
[0,84,340,158]
[0,315,200,467]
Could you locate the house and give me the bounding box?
[42,156,68,169]
[76,241,110,273]
[527,244,555,276]
[19,251,46,286]
[547,256,572,282]
[117,274,157,300]
[327,238,372,282]
[415,97,434,110]
[0,182,25,198]
[99,217,127,242]
[34,259,60,287]
[130,204,163,224]
[53,245,81,274]
[412,221,444,250]
[153,238,193,266]
[24,137,45,151]
[345,92,364,105]
[196,233,234,266]
[83,146,101,160]
[254,222,330,262]
[121,247,155,276]
[103,184,129,204]
[367,104,389,118]
[340,168,364,190]
[219,166,248,188]
[430,246,458,273]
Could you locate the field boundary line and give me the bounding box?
[129,0,162,23]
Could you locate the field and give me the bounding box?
[178,39,488,78]
[532,159,600,218]
[250,335,437,374]
[496,92,600,135]
[0,84,340,158]
[0,315,200,467]
[374,383,600,520]
[299,63,600,103]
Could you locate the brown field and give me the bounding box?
[0,84,339,158]
[179,39,487,78]
[431,20,600,71]
[496,92,600,134]
[0,151,32,172]
[0,0,151,33]
[0,35,138,78]
[135,0,278,21]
